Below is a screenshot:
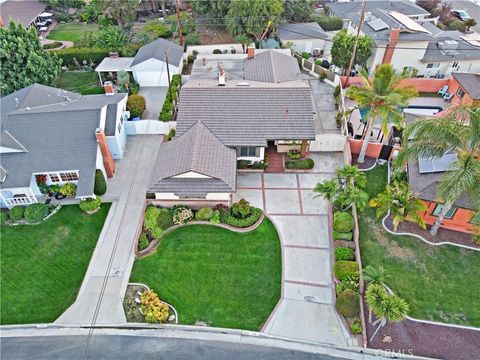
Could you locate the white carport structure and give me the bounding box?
[95,57,134,86]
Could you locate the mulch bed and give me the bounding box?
[365,306,480,360]
[351,154,377,170]
[385,216,478,249]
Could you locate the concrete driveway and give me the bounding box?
[138,87,168,120]
[233,159,353,346]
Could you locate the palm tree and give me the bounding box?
[313,180,340,203]
[397,106,480,235]
[365,284,386,324]
[464,18,477,32]
[337,165,367,189]
[339,185,369,212]
[234,34,250,53]
[369,181,427,230]
[346,64,418,163]
[363,265,389,286]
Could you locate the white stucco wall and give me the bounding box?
[172,171,211,179]
[96,145,107,179]
[132,58,180,87]
[287,39,326,54]
[417,59,480,78]
[154,192,231,201]
[389,41,429,73]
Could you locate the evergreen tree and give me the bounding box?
[192,0,230,25]
[283,0,315,23]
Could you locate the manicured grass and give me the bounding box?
[0,204,110,324]
[54,71,104,95]
[130,219,282,330]
[359,165,480,327]
[47,22,99,44]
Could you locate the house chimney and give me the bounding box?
[104,81,115,96]
[247,46,255,59]
[382,29,400,65]
[95,128,115,178]
[109,52,119,59]
[218,62,226,86]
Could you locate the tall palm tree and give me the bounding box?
[337,165,367,189]
[346,64,418,163]
[397,106,480,235]
[313,180,340,203]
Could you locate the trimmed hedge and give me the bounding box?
[333,212,354,232]
[335,289,360,318]
[54,47,110,67]
[24,203,49,223]
[333,230,353,241]
[334,260,359,281]
[94,169,107,195]
[9,206,25,221]
[226,208,263,228]
[159,74,181,121]
[312,15,344,31]
[335,247,355,261]
[285,158,315,170]
[195,207,214,221]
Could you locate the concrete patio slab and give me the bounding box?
[232,189,264,210]
[283,282,333,305]
[298,173,336,189]
[264,189,300,214]
[301,190,329,215]
[309,153,344,173]
[270,215,329,248]
[263,173,297,189]
[236,173,262,188]
[283,247,331,286]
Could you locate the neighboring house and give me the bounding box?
[96,38,184,87]
[449,72,480,107]
[149,49,315,205]
[328,0,480,78]
[278,22,328,54]
[0,84,128,208]
[0,0,46,28]
[407,154,476,234]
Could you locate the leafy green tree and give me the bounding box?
[397,106,480,236]
[331,29,373,73]
[166,12,196,35]
[346,64,418,163]
[415,0,440,13]
[235,34,250,53]
[225,0,283,42]
[369,181,427,230]
[0,21,62,95]
[192,0,230,25]
[337,165,367,189]
[314,180,340,203]
[312,14,343,31]
[92,0,138,29]
[94,25,129,51]
[283,0,315,23]
[41,0,84,10]
[464,18,477,32]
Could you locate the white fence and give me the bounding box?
[185,43,244,57]
[125,120,175,135]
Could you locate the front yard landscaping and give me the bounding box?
[47,22,99,44]
[130,218,281,330]
[0,204,110,324]
[54,71,104,95]
[360,165,480,327]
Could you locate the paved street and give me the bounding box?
[56,135,163,325]
[450,1,480,32]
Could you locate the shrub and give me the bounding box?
[335,247,355,261]
[333,212,354,232]
[172,206,193,225]
[334,260,359,281]
[24,203,49,223]
[54,47,110,67]
[59,183,77,196]
[43,41,63,50]
[131,83,140,95]
[185,32,201,45]
[287,149,301,160]
[157,208,173,229]
[166,128,176,141]
[336,273,360,293]
[285,158,314,169]
[333,230,353,241]
[237,159,251,169]
[127,95,146,118]
[351,320,362,334]
[144,206,163,239]
[335,289,360,318]
[210,210,221,224]
[214,204,230,223]
[301,51,310,59]
[1,211,9,224]
[55,13,73,22]
[334,85,341,98]
[141,20,173,39]
[48,184,61,195]
[9,206,25,221]
[231,198,251,219]
[140,290,170,323]
[94,169,107,195]
[138,232,149,251]
[213,49,222,54]
[79,195,101,212]
[159,101,173,121]
[319,70,327,80]
[226,207,263,228]
[448,19,466,31]
[159,75,181,122]
[195,207,214,221]
[313,14,344,31]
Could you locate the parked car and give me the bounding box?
[452,10,471,22]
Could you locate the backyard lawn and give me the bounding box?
[0,204,110,324]
[130,218,282,330]
[360,165,480,327]
[47,22,98,44]
[54,71,104,95]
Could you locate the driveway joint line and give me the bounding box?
[261,173,266,213]
[285,280,330,288]
[283,244,329,250]
[296,174,304,215]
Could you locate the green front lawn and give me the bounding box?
[0,204,110,324]
[130,218,282,330]
[54,71,104,95]
[360,166,480,327]
[47,23,99,44]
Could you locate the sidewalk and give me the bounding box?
[56,135,162,325]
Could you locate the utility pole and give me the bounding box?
[176,0,183,47]
[345,0,367,86]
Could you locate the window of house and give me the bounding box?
[452,61,459,68]
[59,172,79,181]
[49,173,60,183]
[432,204,457,219]
[456,87,465,98]
[239,147,258,157]
[426,63,439,69]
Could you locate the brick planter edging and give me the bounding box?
[137,214,265,258]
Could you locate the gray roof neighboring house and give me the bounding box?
[105,103,119,136]
[278,22,328,41]
[0,0,46,28]
[421,31,480,62]
[0,84,126,198]
[131,38,184,67]
[149,122,236,196]
[244,50,301,83]
[328,0,429,19]
[176,79,315,147]
[452,72,480,99]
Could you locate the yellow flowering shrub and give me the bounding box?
[140,290,169,323]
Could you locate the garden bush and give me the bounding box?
[334,260,359,281]
[140,290,170,323]
[157,208,173,229]
[231,198,251,219]
[141,20,173,39]
[333,212,354,232]
[287,149,301,160]
[59,183,77,196]
[24,203,49,223]
[127,95,146,118]
[172,206,194,225]
[333,230,353,241]
[159,75,181,122]
[351,319,362,334]
[301,51,309,59]
[195,207,214,221]
[226,208,263,228]
[285,158,314,169]
[319,70,327,80]
[210,210,221,224]
[94,169,107,195]
[335,289,360,318]
[79,195,101,212]
[144,206,163,239]
[185,32,201,45]
[335,247,355,261]
[448,20,466,31]
[312,15,344,31]
[214,204,230,223]
[55,13,73,22]
[138,232,149,251]
[336,273,360,293]
[43,41,63,50]
[8,206,25,221]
